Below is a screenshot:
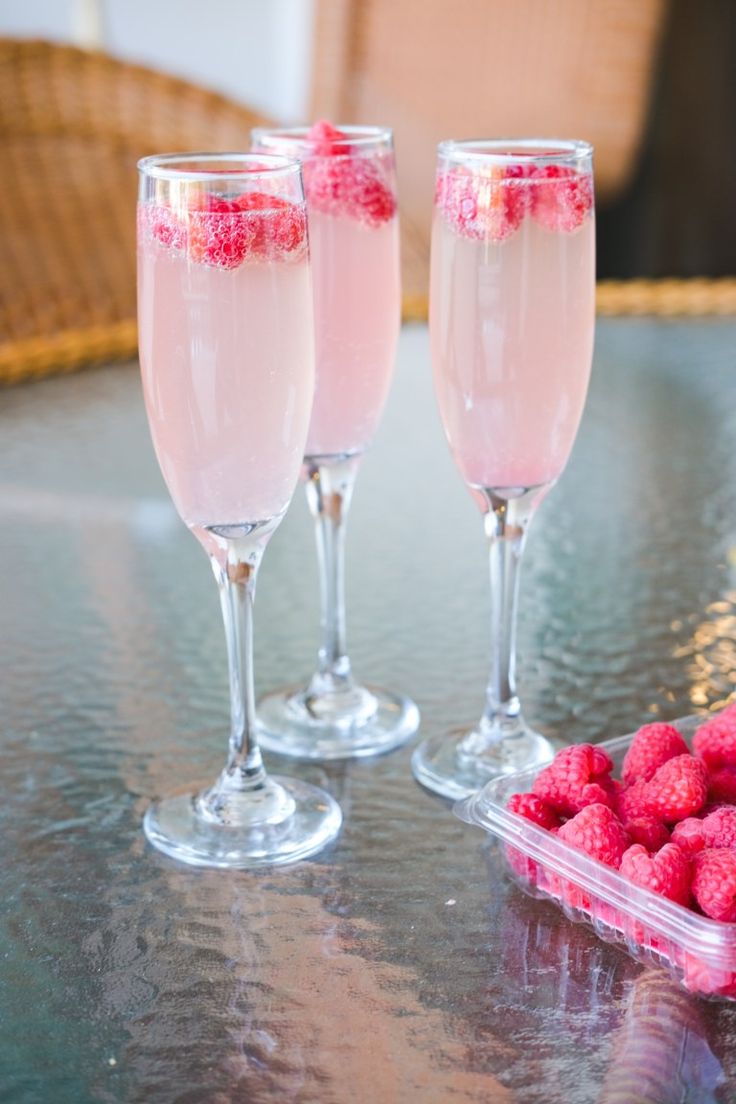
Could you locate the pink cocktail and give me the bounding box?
[305,205,399,457]
[413,139,596,800]
[251,123,419,760]
[432,194,595,491]
[136,153,342,868]
[138,198,314,530]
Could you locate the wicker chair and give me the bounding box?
[0,39,271,385]
[2,27,734,386]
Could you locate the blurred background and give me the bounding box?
[1,0,734,383]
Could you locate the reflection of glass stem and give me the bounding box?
[598,970,724,1104]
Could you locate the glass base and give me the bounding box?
[256,683,420,760]
[143,775,342,868]
[411,722,554,801]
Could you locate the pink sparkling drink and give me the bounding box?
[137,170,314,533]
[305,207,399,456]
[431,145,595,492]
[136,154,343,870]
[249,123,419,762]
[412,140,596,802]
[253,123,400,460]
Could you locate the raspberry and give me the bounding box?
[620,843,692,906]
[142,192,307,269]
[507,792,561,830]
[146,204,186,251]
[436,160,593,240]
[188,197,253,269]
[504,843,539,885]
[435,166,530,243]
[693,706,736,769]
[273,204,307,252]
[234,192,307,256]
[557,804,629,868]
[554,877,593,912]
[644,755,708,823]
[692,849,736,921]
[349,165,396,223]
[683,951,736,997]
[621,722,689,785]
[597,776,624,811]
[701,805,736,848]
[615,780,654,822]
[505,792,562,884]
[304,157,396,225]
[307,118,350,155]
[530,164,593,232]
[532,744,614,817]
[623,816,670,852]
[707,766,736,804]
[590,745,616,776]
[303,119,396,223]
[670,817,706,856]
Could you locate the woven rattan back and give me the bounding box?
[0,39,271,385]
[310,0,668,307]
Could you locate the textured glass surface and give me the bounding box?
[2,320,736,1102]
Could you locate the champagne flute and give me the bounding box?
[412,139,596,800]
[137,152,342,866]
[251,123,420,759]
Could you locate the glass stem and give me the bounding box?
[480,487,547,737]
[303,456,361,695]
[210,541,268,789]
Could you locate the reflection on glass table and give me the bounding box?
[3,319,736,1101]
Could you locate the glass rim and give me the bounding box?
[437,138,593,165]
[251,124,393,150]
[137,151,302,182]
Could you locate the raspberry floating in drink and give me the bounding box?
[300,120,396,226]
[140,191,307,269]
[435,157,593,242]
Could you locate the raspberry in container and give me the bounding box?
[455,713,736,999]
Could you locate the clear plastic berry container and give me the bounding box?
[455,716,736,1000]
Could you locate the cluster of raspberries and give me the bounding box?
[303,120,397,226]
[507,706,736,923]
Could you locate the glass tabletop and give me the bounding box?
[1,319,736,1102]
